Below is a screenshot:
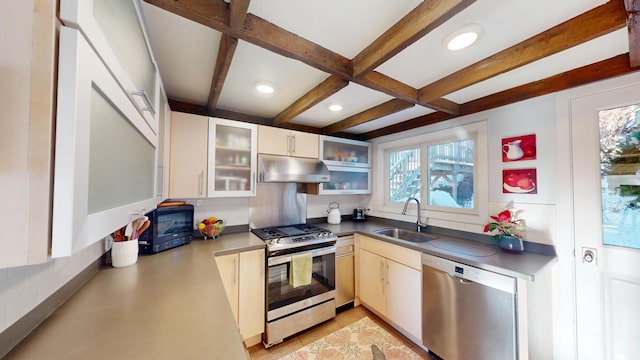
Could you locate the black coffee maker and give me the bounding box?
[352,208,367,222]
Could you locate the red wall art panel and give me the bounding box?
[502,168,537,194]
[502,134,536,162]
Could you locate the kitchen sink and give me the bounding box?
[372,228,437,243]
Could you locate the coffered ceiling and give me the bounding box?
[140,0,640,140]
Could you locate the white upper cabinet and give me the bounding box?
[319,136,371,168]
[315,136,372,194]
[0,0,57,268]
[258,126,319,159]
[208,118,257,197]
[169,112,209,199]
[60,0,159,129]
[53,27,158,257]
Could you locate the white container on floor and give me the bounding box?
[111,240,139,267]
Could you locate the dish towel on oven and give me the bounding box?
[290,253,312,288]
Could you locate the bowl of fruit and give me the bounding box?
[198,217,225,239]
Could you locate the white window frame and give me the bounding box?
[376,121,488,225]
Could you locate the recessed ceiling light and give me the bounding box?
[255,82,275,94]
[443,24,483,51]
[328,104,343,112]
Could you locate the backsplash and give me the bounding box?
[179,193,372,229]
[0,240,104,334]
[183,197,250,227]
[306,194,372,220]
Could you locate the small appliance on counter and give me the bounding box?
[138,204,194,254]
[352,208,368,221]
[327,202,341,224]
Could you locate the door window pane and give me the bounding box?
[388,147,420,202]
[600,104,640,249]
[427,139,474,209]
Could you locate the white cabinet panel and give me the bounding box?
[60,0,158,127]
[216,249,265,343]
[386,259,422,340]
[357,235,422,340]
[53,27,157,257]
[239,249,265,340]
[169,112,208,198]
[0,0,56,268]
[258,126,319,158]
[359,249,386,315]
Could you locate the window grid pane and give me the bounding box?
[389,148,420,202]
[427,139,474,209]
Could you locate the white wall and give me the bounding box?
[370,96,558,359]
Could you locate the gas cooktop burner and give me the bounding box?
[251,224,337,253]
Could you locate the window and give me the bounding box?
[381,122,484,216]
[427,139,474,209]
[388,147,420,202]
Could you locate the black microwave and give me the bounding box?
[139,204,194,254]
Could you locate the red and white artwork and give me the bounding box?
[501,134,536,162]
[502,168,537,194]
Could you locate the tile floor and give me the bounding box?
[247,305,437,359]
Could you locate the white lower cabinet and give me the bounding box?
[385,257,422,339]
[215,249,265,345]
[358,235,422,341]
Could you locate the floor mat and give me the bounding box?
[278,316,423,360]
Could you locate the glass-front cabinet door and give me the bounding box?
[208,118,257,197]
[60,0,158,127]
[53,27,157,257]
[320,136,371,167]
[317,167,371,194]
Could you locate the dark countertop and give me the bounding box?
[321,220,556,281]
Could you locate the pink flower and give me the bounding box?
[484,209,525,239]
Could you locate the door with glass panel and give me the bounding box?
[572,84,640,359]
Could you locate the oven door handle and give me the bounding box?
[268,245,336,266]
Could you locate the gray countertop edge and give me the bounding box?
[320,219,557,282]
[207,218,557,281]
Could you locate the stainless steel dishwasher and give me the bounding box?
[422,253,517,360]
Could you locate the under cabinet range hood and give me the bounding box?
[257,154,330,183]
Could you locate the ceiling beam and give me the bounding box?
[418,0,628,103]
[357,72,459,114]
[362,54,638,140]
[352,0,476,78]
[322,99,414,134]
[241,14,353,78]
[207,34,238,112]
[273,76,349,125]
[143,0,459,114]
[626,0,640,66]
[230,0,250,31]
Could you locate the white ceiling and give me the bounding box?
[140,0,626,135]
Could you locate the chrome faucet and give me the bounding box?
[402,197,428,232]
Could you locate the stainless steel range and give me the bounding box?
[251,223,338,347]
[253,223,336,255]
